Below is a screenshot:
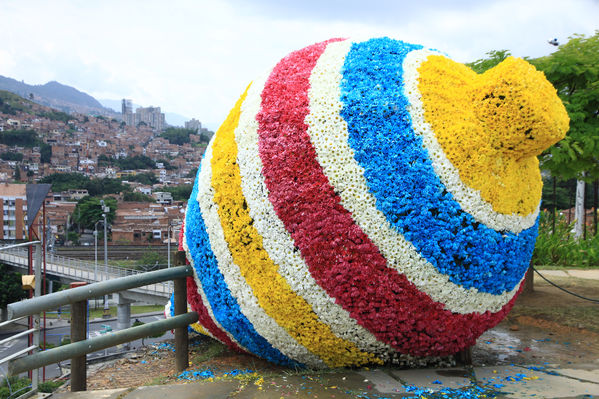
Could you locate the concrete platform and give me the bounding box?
[50,363,599,399]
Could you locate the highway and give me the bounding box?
[0,312,173,380]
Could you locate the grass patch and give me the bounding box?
[38,380,64,393]
[190,339,226,364]
[0,377,30,399]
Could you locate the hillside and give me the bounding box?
[0,89,49,116]
[0,75,118,117]
[0,89,84,123]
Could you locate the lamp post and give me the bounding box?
[93,219,103,309]
[167,218,171,270]
[100,200,110,314]
[93,221,100,281]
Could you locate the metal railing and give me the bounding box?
[4,255,197,392]
[0,241,42,399]
[0,247,170,298]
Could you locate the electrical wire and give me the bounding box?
[532,266,599,303]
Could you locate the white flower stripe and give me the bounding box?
[403,49,539,234]
[196,126,326,368]
[234,67,393,359]
[304,40,521,315]
[182,143,243,347]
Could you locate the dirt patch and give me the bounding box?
[80,275,599,390]
[474,275,599,367]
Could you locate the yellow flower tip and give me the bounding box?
[418,54,569,216]
[474,56,570,158]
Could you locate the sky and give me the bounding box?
[0,0,597,130]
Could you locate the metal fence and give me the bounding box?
[0,246,170,298]
[0,241,42,399]
[4,259,197,393]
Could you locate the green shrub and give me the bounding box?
[0,377,30,399]
[38,381,63,393]
[533,211,599,267]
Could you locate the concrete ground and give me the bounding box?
[31,269,599,398]
[50,363,599,398]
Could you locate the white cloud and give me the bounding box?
[0,0,597,129]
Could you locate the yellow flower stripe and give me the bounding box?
[417,56,569,216]
[190,323,209,335]
[209,88,381,368]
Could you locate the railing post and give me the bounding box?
[70,282,88,392]
[174,251,188,372]
[32,243,42,393]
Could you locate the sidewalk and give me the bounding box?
[537,268,599,280]
[51,363,599,399]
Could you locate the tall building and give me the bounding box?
[122,99,134,127]
[0,184,50,240]
[122,99,165,132]
[134,106,165,132]
[185,118,202,132]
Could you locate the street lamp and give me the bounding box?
[100,200,110,314]
[93,220,101,282]
[93,219,103,309]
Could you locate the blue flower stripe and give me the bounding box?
[184,171,302,367]
[340,38,537,295]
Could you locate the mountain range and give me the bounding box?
[0,75,190,126]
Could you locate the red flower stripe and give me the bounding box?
[257,40,517,355]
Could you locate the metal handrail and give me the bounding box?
[9,313,196,375]
[0,329,37,346]
[1,346,38,364]
[0,242,41,251]
[0,247,169,297]
[8,265,191,319]
[5,254,194,391]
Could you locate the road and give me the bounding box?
[0,313,173,380]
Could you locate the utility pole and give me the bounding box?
[100,200,110,315]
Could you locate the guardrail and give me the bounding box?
[0,241,42,399]
[4,254,197,392]
[0,247,170,298]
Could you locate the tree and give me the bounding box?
[72,196,117,231]
[531,31,599,237]
[115,155,156,170]
[137,251,167,270]
[40,172,90,192]
[13,166,21,181]
[0,263,26,308]
[466,49,511,74]
[97,154,114,167]
[125,172,158,185]
[85,178,130,196]
[159,185,192,201]
[160,127,196,145]
[157,159,176,170]
[40,143,52,163]
[0,129,41,147]
[1,152,23,161]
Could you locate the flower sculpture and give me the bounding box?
[178,38,569,368]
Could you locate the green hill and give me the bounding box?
[0,90,39,115]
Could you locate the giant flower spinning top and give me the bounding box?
[178,38,569,368]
